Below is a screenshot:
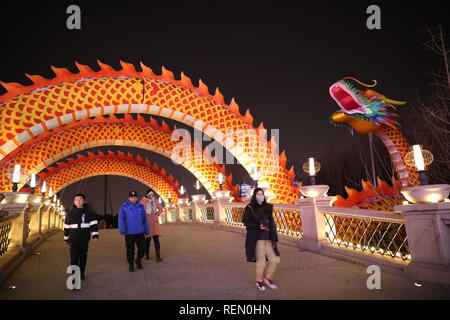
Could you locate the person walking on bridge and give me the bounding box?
[242,188,280,291]
[140,189,163,262]
[119,191,150,272]
[64,193,99,281]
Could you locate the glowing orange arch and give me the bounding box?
[0,114,238,198]
[0,61,299,203]
[38,150,181,202]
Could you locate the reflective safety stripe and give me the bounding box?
[64,223,91,229]
[90,220,98,225]
[64,236,69,240]
[91,232,99,237]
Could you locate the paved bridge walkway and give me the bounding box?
[1,224,450,300]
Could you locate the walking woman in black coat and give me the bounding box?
[242,188,280,291]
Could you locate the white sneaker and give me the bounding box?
[256,281,266,291]
[264,278,278,289]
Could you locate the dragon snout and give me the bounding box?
[331,111,347,123]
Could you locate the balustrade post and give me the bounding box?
[191,195,207,222]
[11,211,30,252]
[50,207,54,230]
[210,191,232,225]
[166,205,175,223]
[47,206,54,230]
[176,198,186,222]
[179,206,186,222]
[296,196,335,252]
[394,202,450,285]
[37,203,45,236]
[0,192,33,252]
[46,207,52,231]
[159,207,167,224]
[161,207,169,224]
[28,195,44,241]
[52,207,57,229]
[57,214,62,229]
[191,201,202,222]
[212,201,225,224]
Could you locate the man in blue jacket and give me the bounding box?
[119,191,150,272]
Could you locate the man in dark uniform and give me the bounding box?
[118,191,150,272]
[64,193,99,281]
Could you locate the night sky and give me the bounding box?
[1,1,449,213]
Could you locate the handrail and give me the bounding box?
[320,206,404,223]
[273,203,302,211]
[0,213,20,225]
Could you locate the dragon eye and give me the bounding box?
[365,108,374,115]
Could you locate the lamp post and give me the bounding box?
[303,157,321,185]
[412,145,429,185]
[41,181,47,197]
[401,144,450,203]
[30,174,37,194]
[193,180,201,192]
[178,185,190,206]
[404,144,433,186]
[300,157,328,198]
[309,157,316,185]
[217,173,224,190]
[11,164,21,192]
[179,185,185,197]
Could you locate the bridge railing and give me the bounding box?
[223,202,245,227]
[0,192,65,285]
[221,203,303,238]
[199,205,215,223]
[163,200,303,239]
[162,199,407,260]
[273,204,303,238]
[319,206,410,261]
[0,215,14,257]
[161,194,450,286]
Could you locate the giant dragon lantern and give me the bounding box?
[328,77,420,211]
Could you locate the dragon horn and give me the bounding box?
[342,77,377,87]
[366,90,407,106]
[382,96,407,106]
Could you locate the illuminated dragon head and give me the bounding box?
[329,77,406,134]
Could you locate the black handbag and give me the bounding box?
[272,240,280,256]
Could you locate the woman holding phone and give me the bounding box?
[242,188,280,291]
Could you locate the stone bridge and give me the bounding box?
[1,225,450,300]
